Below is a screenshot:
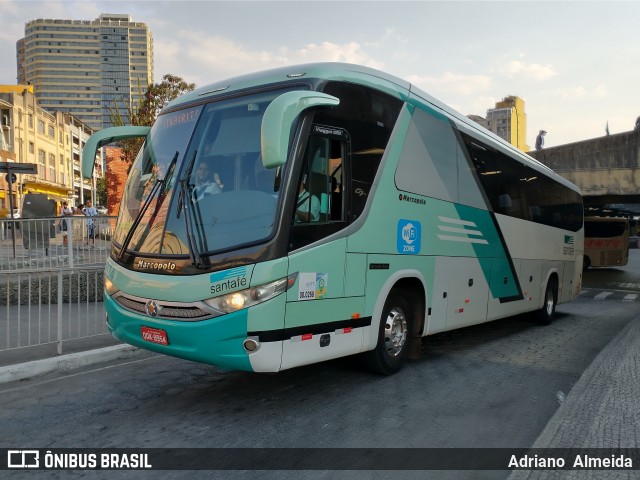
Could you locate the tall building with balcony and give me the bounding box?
[0,86,99,212]
[17,13,153,131]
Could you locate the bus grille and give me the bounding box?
[114,295,214,321]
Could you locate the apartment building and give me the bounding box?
[17,13,153,131]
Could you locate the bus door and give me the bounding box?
[282,128,362,368]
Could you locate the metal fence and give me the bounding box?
[0,216,114,356]
[0,216,115,270]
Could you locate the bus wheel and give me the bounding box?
[536,279,557,325]
[363,289,412,375]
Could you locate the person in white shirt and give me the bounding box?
[83,200,98,246]
[193,161,223,201]
[59,201,73,246]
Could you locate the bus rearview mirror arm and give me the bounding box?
[82,126,151,179]
[261,91,339,169]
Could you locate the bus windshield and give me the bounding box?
[115,87,298,257]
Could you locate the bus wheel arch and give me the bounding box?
[536,274,558,325]
[362,277,425,375]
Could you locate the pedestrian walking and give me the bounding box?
[83,200,97,246]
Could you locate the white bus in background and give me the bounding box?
[583,216,630,269]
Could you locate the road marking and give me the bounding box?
[623,294,638,302]
[594,292,613,300]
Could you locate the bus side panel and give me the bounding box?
[280,238,368,370]
[441,256,490,330]
[519,258,543,311]
[560,260,577,303]
[279,297,366,371]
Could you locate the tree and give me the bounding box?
[109,74,196,164]
[95,176,107,206]
[106,74,196,213]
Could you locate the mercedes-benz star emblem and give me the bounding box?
[145,300,159,317]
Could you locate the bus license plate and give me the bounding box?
[141,326,168,346]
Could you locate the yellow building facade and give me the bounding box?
[486,96,530,152]
[0,87,99,214]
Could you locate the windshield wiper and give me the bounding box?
[176,150,210,269]
[117,151,179,262]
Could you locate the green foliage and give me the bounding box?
[108,74,197,164]
[95,177,107,206]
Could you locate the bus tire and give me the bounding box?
[536,278,557,325]
[362,289,412,375]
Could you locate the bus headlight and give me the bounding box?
[104,276,119,296]
[205,273,297,314]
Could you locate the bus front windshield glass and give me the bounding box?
[115,88,294,257]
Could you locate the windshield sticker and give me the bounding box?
[397,219,421,254]
[210,266,248,295]
[298,272,328,301]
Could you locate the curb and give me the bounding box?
[0,344,150,385]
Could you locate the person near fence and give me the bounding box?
[59,201,73,246]
[83,200,97,246]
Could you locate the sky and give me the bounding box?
[1,0,639,149]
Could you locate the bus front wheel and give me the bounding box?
[362,289,413,375]
[536,278,557,325]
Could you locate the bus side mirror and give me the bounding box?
[82,126,151,179]
[261,91,339,169]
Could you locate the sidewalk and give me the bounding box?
[0,331,152,384]
[508,312,640,479]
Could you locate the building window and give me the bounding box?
[48,125,54,138]
[37,120,45,134]
[60,154,64,165]
[28,113,33,128]
[29,142,34,154]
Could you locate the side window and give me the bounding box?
[288,82,402,251]
[294,133,345,224]
[316,81,402,221]
[461,132,582,232]
[295,136,330,224]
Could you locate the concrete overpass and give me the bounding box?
[528,129,640,210]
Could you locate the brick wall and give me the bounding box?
[105,146,129,217]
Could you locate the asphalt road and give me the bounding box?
[2,251,640,480]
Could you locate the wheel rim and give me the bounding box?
[384,307,408,357]
[545,288,555,316]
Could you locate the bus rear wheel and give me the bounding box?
[362,289,413,375]
[536,278,557,325]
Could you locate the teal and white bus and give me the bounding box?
[83,63,584,375]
